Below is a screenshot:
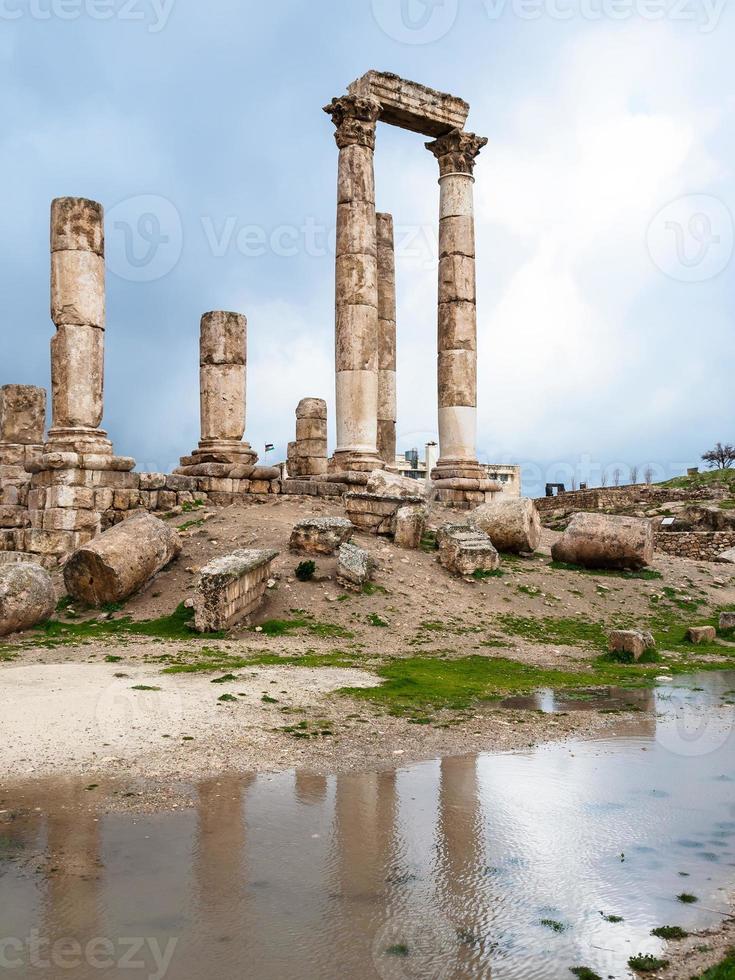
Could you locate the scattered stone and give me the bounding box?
[289,517,354,555]
[0,562,55,636]
[608,629,656,661]
[719,612,735,631]
[471,497,541,554]
[438,524,500,577]
[193,548,278,632]
[394,504,427,550]
[716,548,735,564]
[687,626,716,645]
[63,512,182,605]
[552,513,654,570]
[337,543,372,587]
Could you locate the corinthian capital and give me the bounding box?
[425,129,488,176]
[323,95,382,150]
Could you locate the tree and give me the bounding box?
[600,470,608,488]
[613,467,621,487]
[644,465,654,484]
[630,465,639,484]
[702,443,735,470]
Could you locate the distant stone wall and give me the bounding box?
[654,530,735,562]
[535,484,725,517]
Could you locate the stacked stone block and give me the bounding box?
[287,398,328,478]
[0,386,45,560]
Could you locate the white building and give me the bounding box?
[394,444,521,497]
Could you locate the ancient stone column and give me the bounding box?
[376,213,397,466]
[425,130,487,486]
[323,94,385,475]
[288,398,327,477]
[48,197,110,454]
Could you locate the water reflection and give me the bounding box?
[0,671,734,979]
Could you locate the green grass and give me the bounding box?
[34,603,224,644]
[677,892,698,903]
[695,950,735,979]
[628,954,669,973]
[660,468,735,491]
[256,618,353,639]
[361,581,388,596]
[472,568,503,580]
[540,918,566,933]
[651,925,688,940]
[496,614,610,650]
[367,613,389,628]
[550,561,663,581]
[177,518,205,532]
[570,969,601,980]
[163,649,358,675]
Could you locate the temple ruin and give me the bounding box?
[0,71,508,566]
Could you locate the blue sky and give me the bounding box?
[1,0,732,494]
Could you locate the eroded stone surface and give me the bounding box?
[394,504,427,550]
[608,629,656,661]
[0,562,55,637]
[471,498,541,554]
[0,386,46,445]
[347,71,469,137]
[552,513,654,571]
[337,542,371,587]
[365,469,426,500]
[193,548,278,632]
[438,524,500,577]
[687,625,716,645]
[289,517,354,555]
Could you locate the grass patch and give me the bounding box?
[420,531,438,553]
[651,925,688,940]
[256,618,353,639]
[628,954,669,973]
[361,581,388,596]
[131,685,161,692]
[550,561,663,580]
[368,613,389,628]
[472,568,503,580]
[163,649,358,675]
[677,892,698,903]
[570,969,601,980]
[540,918,566,933]
[496,614,610,650]
[35,603,224,645]
[177,518,205,532]
[181,499,206,512]
[695,950,735,979]
[661,468,735,491]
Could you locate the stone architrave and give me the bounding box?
[425,129,488,491]
[376,213,397,465]
[323,94,385,477]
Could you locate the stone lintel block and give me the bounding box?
[438,253,476,305]
[0,386,47,445]
[200,311,246,366]
[438,301,477,353]
[438,349,477,408]
[51,251,106,328]
[296,398,327,420]
[45,485,95,510]
[348,71,469,138]
[193,548,278,632]
[337,143,376,206]
[335,253,379,308]
[51,197,104,255]
[336,202,377,257]
[439,215,475,259]
[335,305,379,372]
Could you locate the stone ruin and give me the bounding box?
[0,71,508,567]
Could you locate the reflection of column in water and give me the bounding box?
[436,755,488,972]
[41,779,103,955]
[294,772,327,806]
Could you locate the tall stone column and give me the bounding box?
[323,94,385,476]
[179,311,257,471]
[425,130,488,492]
[376,212,397,466]
[48,197,110,454]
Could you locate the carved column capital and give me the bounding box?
[425,128,488,176]
[323,95,382,150]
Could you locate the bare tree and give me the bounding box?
[600,470,608,488]
[613,467,621,487]
[644,465,654,485]
[630,465,639,484]
[702,442,735,470]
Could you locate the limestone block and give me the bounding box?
[51,197,104,255]
[193,548,278,632]
[51,250,105,328]
[335,305,379,372]
[438,254,476,305]
[0,386,46,444]
[337,542,372,587]
[377,373,397,421]
[438,349,477,408]
[394,504,427,550]
[200,363,246,442]
[0,506,29,529]
[200,311,246,366]
[337,143,375,205]
[113,489,141,510]
[716,548,735,564]
[335,252,378,308]
[0,562,55,637]
[295,417,327,442]
[608,630,656,661]
[348,71,469,137]
[94,488,114,511]
[336,202,377,256]
[552,513,654,571]
[438,302,476,352]
[43,508,100,532]
[50,324,104,429]
[26,489,46,511]
[64,512,182,605]
[296,398,327,420]
[439,215,475,258]
[157,490,177,511]
[80,454,136,472]
[687,626,716,644]
[24,528,85,556]
[289,517,354,555]
[0,445,25,467]
[139,472,167,491]
[471,498,542,554]
[438,526,500,577]
[45,485,95,510]
[366,469,427,499]
[719,612,735,630]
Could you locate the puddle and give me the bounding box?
[0,671,734,979]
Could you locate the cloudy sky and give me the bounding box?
[1,0,732,495]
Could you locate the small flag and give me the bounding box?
[265,443,274,453]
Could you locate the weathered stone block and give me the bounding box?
[45,485,95,510]
[64,512,182,605]
[43,508,100,532]
[608,629,656,661]
[365,469,426,499]
[193,548,277,632]
[51,197,104,255]
[347,71,469,137]
[0,506,29,529]
[0,385,46,444]
[289,517,354,555]
[337,542,372,587]
[552,513,654,571]
[200,311,246,366]
[0,562,55,637]
[394,504,427,550]
[719,612,735,631]
[687,626,716,645]
[471,498,541,554]
[50,250,105,328]
[438,525,500,577]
